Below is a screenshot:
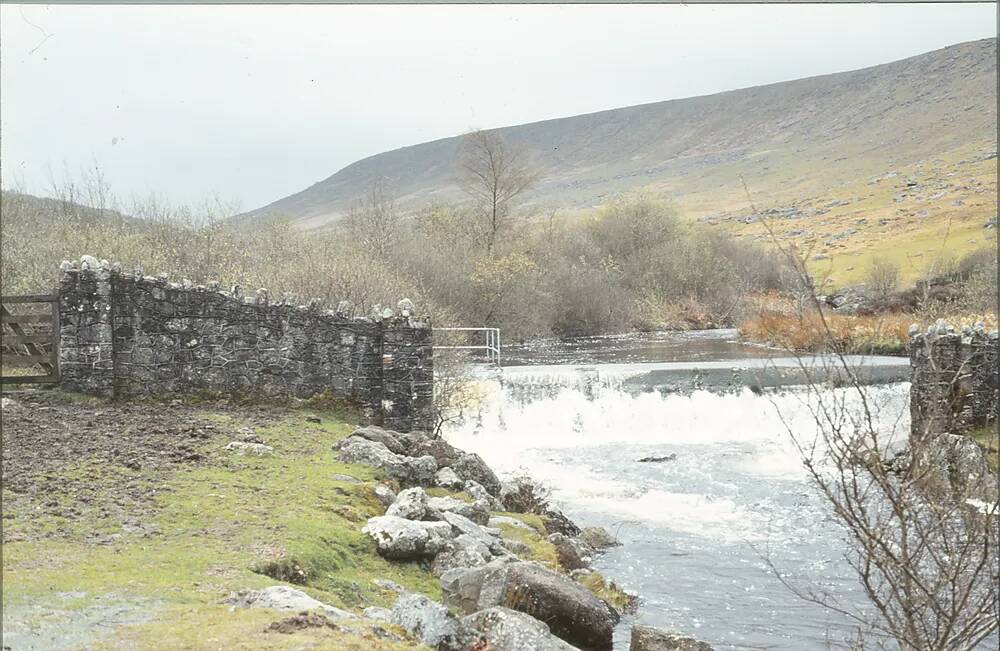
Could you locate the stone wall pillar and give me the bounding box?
[968,330,999,429]
[58,257,116,396]
[379,305,434,432]
[910,322,999,441]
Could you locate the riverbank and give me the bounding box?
[0,390,680,650]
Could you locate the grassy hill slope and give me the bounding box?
[240,39,996,246]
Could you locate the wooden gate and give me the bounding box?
[1,294,60,384]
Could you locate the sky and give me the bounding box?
[1,3,996,212]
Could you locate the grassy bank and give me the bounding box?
[0,391,615,650]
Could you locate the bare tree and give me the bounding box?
[867,259,900,302]
[344,177,401,259]
[459,129,537,254]
[743,178,999,650]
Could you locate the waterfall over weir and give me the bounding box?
[442,334,916,649]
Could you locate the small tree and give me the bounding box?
[344,177,400,259]
[744,178,998,649]
[867,258,900,301]
[459,129,537,254]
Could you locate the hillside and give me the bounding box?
[242,39,995,229]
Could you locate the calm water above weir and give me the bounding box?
[445,330,916,650]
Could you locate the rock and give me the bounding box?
[464,480,502,509]
[350,426,408,455]
[630,625,714,650]
[224,441,274,456]
[637,453,676,463]
[390,592,480,651]
[435,467,465,490]
[331,473,362,484]
[441,511,504,554]
[373,578,405,593]
[410,438,463,467]
[363,606,392,621]
[501,539,532,556]
[542,508,582,537]
[427,496,490,525]
[431,533,496,576]
[362,516,454,560]
[238,426,264,443]
[373,484,397,509]
[913,434,998,501]
[548,533,593,571]
[441,558,516,615]
[386,487,430,520]
[451,453,502,496]
[462,607,578,651]
[500,476,549,513]
[335,437,437,487]
[478,561,620,650]
[305,415,322,424]
[579,527,621,550]
[228,585,355,620]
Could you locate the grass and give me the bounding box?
[968,425,999,474]
[739,293,998,355]
[1,406,437,649]
[2,397,632,649]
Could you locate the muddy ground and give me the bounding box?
[1,389,282,544]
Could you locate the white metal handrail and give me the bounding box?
[433,327,501,366]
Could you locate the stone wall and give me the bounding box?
[909,320,998,440]
[57,257,433,431]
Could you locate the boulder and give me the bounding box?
[351,426,407,455]
[464,480,502,510]
[363,606,392,622]
[228,585,355,620]
[441,558,515,615]
[373,484,397,509]
[225,441,274,456]
[431,533,496,576]
[542,508,582,537]
[362,516,454,560]
[548,533,593,571]
[477,561,620,650]
[410,438,463,467]
[390,592,480,651]
[500,476,549,513]
[636,453,676,463]
[427,496,490,525]
[386,487,430,520]
[335,437,437,487]
[441,512,504,554]
[451,453,502,496]
[435,467,465,490]
[629,626,714,651]
[462,607,579,651]
[579,527,621,550]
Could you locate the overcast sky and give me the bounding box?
[1,3,995,211]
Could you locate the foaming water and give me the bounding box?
[445,362,912,649]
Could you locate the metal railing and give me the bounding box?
[433,327,501,366]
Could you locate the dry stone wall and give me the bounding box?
[57,256,433,431]
[909,320,998,440]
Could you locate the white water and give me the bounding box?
[445,363,912,649]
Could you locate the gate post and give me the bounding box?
[58,257,115,396]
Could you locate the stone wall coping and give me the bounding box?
[59,256,431,328]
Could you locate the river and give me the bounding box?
[443,329,915,650]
